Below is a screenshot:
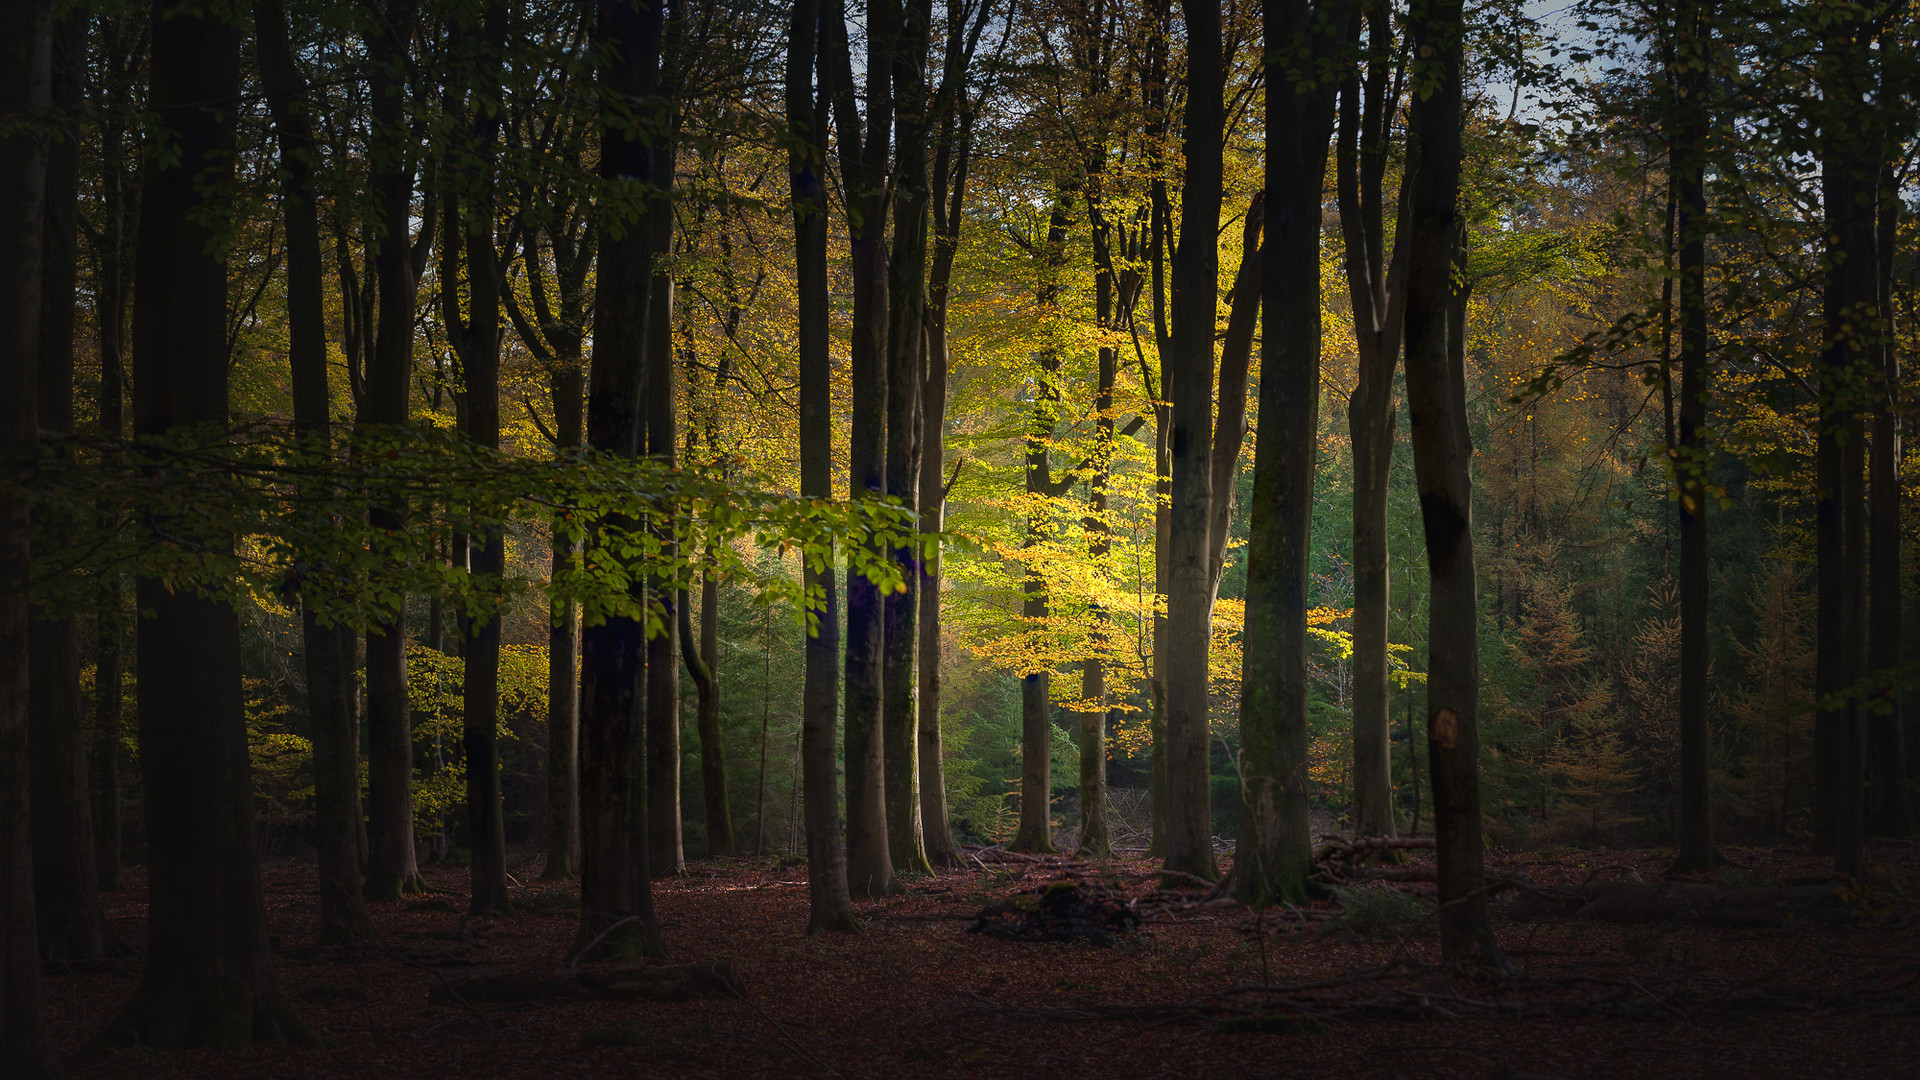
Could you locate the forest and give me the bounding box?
[2,0,1918,1075]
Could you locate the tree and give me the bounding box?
[1160,0,1227,883]
[576,0,668,961]
[1234,0,1350,906]
[100,0,313,1045]
[361,0,429,901]
[1402,0,1504,971]
[1,0,58,1069]
[792,0,859,931]
[255,0,372,943]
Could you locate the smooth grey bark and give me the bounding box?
[681,566,735,856]
[827,0,897,895]
[1403,0,1503,972]
[256,0,373,946]
[1161,0,1225,882]
[546,369,583,876]
[0,0,56,1070]
[1336,3,1410,841]
[791,0,858,931]
[576,0,666,961]
[101,0,314,1045]
[360,0,425,902]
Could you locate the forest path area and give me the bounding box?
[45,844,1920,1079]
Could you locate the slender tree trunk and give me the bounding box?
[1866,161,1909,836]
[91,70,132,888]
[882,0,934,878]
[1338,5,1408,841]
[257,0,372,946]
[29,14,111,962]
[1668,0,1716,873]
[682,565,735,856]
[544,367,583,877]
[0,0,57,1070]
[829,0,897,896]
[575,0,667,961]
[1813,10,1873,874]
[1403,0,1503,971]
[645,142,683,877]
[102,2,314,1044]
[1236,0,1345,906]
[1161,0,1225,882]
[792,0,857,931]
[1079,266,1117,859]
[361,0,424,902]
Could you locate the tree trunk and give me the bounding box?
[576,0,667,961]
[1161,0,1225,882]
[1667,0,1715,873]
[361,0,424,902]
[1813,9,1874,875]
[1865,161,1908,837]
[882,0,934,878]
[102,2,314,1044]
[1402,0,1504,972]
[682,566,735,856]
[29,13,111,962]
[257,0,373,946]
[1337,5,1409,842]
[1,0,57,1070]
[828,0,896,896]
[792,0,857,932]
[1078,263,1117,860]
[545,367,583,877]
[1236,0,1345,906]
[645,151,683,876]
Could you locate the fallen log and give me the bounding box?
[428,961,745,1004]
[1503,881,1845,928]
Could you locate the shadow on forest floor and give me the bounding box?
[44,840,1920,1079]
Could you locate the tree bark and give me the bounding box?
[545,367,583,877]
[1402,0,1504,972]
[101,1,314,1045]
[1236,0,1347,906]
[644,104,682,877]
[681,565,735,856]
[29,13,112,962]
[1,0,57,1070]
[576,0,668,961]
[1667,0,1716,873]
[1161,0,1225,882]
[256,0,373,946]
[1865,160,1908,837]
[828,0,897,895]
[791,0,858,931]
[361,0,425,902]
[1337,4,1409,842]
[882,0,934,878]
[1813,7,1874,874]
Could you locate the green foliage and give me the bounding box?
[1324,883,1435,942]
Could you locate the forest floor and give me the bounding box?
[45,840,1920,1079]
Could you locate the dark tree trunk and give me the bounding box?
[1667,0,1716,873]
[682,565,735,856]
[828,0,896,895]
[441,0,514,916]
[882,0,934,878]
[29,13,112,962]
[1865,160,1909,837]
[1236,0,1347,906]
[1402,0,1504,972]
[102,1,313,1045]
[1813,9,1876,874]
[576,0,667,961]
[644,91,682,876]
[545,367,583,877]
[361,0,425,902]
[1079,256,1117,859]
[791,0,858,931]
[1161,0,1224,882]
[1337,4,1409,841]
[256,0,373,946]
[1,0,56,1071]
